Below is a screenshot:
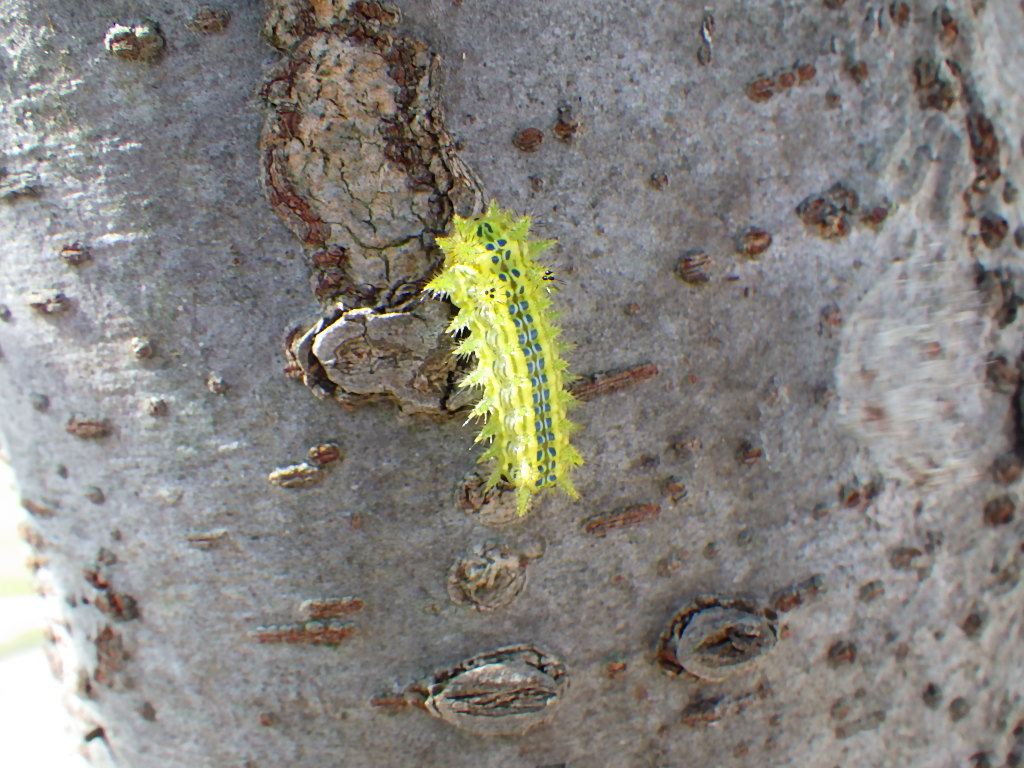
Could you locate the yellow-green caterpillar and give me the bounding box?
[426,203,582,514]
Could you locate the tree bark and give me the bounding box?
[2,1,1022,766]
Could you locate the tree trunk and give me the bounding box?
[2,1,1022,766]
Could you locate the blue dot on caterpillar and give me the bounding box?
[425,203,583,514]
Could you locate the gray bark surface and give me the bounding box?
[1,1,1022,766]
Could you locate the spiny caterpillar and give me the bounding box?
[426,203,582,514]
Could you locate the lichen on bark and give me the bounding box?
[260,0,482,307]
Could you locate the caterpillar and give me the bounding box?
[425,203,582,515]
